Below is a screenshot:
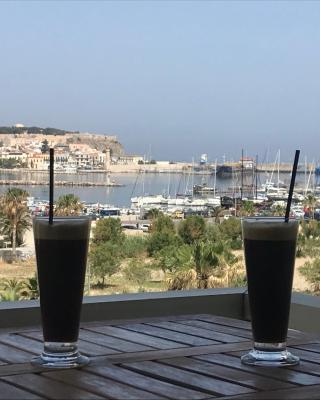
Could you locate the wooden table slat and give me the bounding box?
[201,352,320,385]
[166,356,294,390]
[85,325,191,349]
[122,360,256,396]
[197,314,312,339]
[3,373,103,400]
[287,347,320,364]
[0,334,43,355]
[177,319,253,340]
[43,369,167,399]
[0,378,43,399]
[291,342,320,353]
[79,329,157,353]
[0,342,34,364]
[221,384,320,399]
[144,321,224,344]
[20,330,122,357]
[117,321,223,347]
[87,364,210,400]
[196,314,252,330]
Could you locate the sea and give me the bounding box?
[0,170,315,208]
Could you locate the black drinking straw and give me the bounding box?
[49,148,54,225]
[285,150,300,223]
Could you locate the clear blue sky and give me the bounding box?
[1,1,320,163]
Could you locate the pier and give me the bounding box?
[0,180,124,187]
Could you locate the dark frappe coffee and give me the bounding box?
[242,218,298,344]
[33,217,90,343]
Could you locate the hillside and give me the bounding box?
[0,126,124,155]
[0,126,74,135]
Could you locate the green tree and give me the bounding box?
[89,242,122,286]
[167,239,243,290]
[147,231,182,256]
[151,214,175,234]
[0,188,31,258]
[193,241,220,287]
[211,207,225,223]
[178,215,206,244]
[205,223,223,242]
[144,208,163,220]
[156,244,194,273]
[92,217,125,245]
[40,139,50,154]
[300,258,320,293]
[219,217,242,242]
[121,236,147,258]
[123,259,151,288]
[55,194,83,216]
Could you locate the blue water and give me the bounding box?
[0,170,308,207]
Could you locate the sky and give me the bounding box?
[1,1,320,163]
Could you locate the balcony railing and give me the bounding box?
[0,288,319,335]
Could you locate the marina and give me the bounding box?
[8,168,318,223]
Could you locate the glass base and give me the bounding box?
[241,342,299,367]
[31,342,89,369]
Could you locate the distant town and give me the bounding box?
[0,124,194,174]
[0,124,316,176]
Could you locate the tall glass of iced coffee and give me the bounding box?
[241,217,299,367]
[32,216,90,368]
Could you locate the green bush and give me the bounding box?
[219,217,242,241]
[121,236,148,258]
[155,244,194,273]
[300,257,320,293]
[92,218,125,245]
[151,214,175,234]
[178,215,206,244]
[205,223,222,242]
[122,259,151,286]
[229,238,243,250]
[147,232,182,256]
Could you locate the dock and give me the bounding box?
[0,180,124,187]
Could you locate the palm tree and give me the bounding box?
[240,200,256,217]
[0,278,26,301]
[0,188,31,259]
[144,208,163,220]
[21,275,39,300]
[193,241,219,286]
[211,207,225,223]
[55,194,83,216]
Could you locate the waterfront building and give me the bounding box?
[114,154,144,165]
[0,150,27,163]
[27,153,49,170]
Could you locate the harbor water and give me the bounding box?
[0,170,315,207]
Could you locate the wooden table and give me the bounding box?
[0,314,320,399]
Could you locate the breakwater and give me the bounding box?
[0,180,123,187]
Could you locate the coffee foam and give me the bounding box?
[33,217,90,240]
[242,218,298,241]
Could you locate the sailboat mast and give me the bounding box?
[255,155,258,200]
[277,149,280,190]
[240,149,244,200]
[214,158,217,198]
